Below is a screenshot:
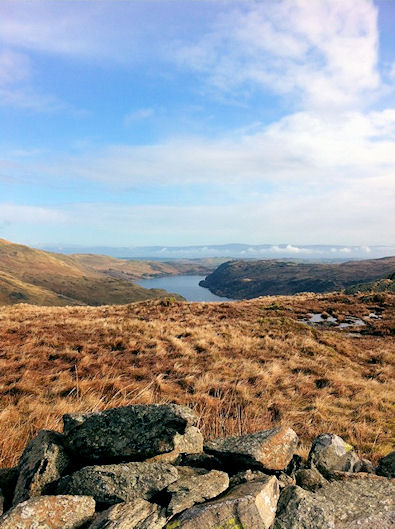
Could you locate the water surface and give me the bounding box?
[136,275,232,302]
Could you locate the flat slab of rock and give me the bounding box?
[166,467,229,516]
[316,478,395,528]
[56,461,178,505]
[0,495,95,529]
[165,477,279,529]
[273,485,335,529]
[307,433,359,478]
[205,427,298,471]
[88,499,166,529]
[63,404,198,462]
[12,430,70,506]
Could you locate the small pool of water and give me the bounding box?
[298,313,366,329]
[136,275,233,302]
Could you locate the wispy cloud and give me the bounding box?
[174,0,381,109]
[124,108,155,126]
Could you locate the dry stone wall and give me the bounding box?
[0,404,393,529]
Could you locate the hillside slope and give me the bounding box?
[200,257,395,299]
[0,239,181,306]
[0,292,393,468]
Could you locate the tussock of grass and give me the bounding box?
[0,292,394,467]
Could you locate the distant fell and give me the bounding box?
[0,238,183,306]
[200,257,395,299]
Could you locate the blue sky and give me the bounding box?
[0,0,394,248]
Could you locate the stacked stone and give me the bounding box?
[0,404,393,529]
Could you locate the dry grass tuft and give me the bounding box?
[0,292,394,467]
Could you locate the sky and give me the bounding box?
[0,0,394,249]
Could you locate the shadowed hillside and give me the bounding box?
[0,239,183,306]
[200,257,395,299]
[0,292,393,468]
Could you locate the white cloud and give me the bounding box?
[0,203,67,224]
[37,108,392,187]
[175,0,380,109]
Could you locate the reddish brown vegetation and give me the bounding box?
[0,292,393,468]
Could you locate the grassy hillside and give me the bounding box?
[0,292,393,468]
[200,257,395,299]
[0,239,182,306]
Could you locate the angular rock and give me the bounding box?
[88,499,166,529]
[56,461,178,506]
[146,427,203,464]
[165,477,279,529]
[204,427,298,471]
[295,468,328,492]
[273,485,335,529]
[316,478,395,528]
[307,433,360,478]
[0,495,95,529]
[63,404,198,462]
[12,430,69,506]
[376,451,395,478]
[166,466,229,516]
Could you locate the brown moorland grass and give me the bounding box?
[0,292,394,468]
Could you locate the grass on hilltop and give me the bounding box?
[0,292,394,468]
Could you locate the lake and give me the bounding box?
[136,275,232,302]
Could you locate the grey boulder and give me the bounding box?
[63,404,199,462]
[273,485,335,529]
[316,478,395,528]
[0,495,95,529]
[166,466,229,516]
[165,477,279,529]
[88,499,166,529]
[56,461,178,505]
[204,427,298,471]
[307,433,360,478]
[376,451,395,478]
[12,430,69,506]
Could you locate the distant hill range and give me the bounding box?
[0,239,218,306]
[200,257,395,299]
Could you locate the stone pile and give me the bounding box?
[0,403,393,529]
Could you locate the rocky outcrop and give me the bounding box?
[0,404,393,529]
[307,433,360,478]
[63,404,199,462]
[88,499,166,529]
[166,478,280,529]
[205,427,298,471]
[273,485,334,529]
[0,495,95,529]
[166,467,229,516]
[13,430,69,505]
[56,461,179,505]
